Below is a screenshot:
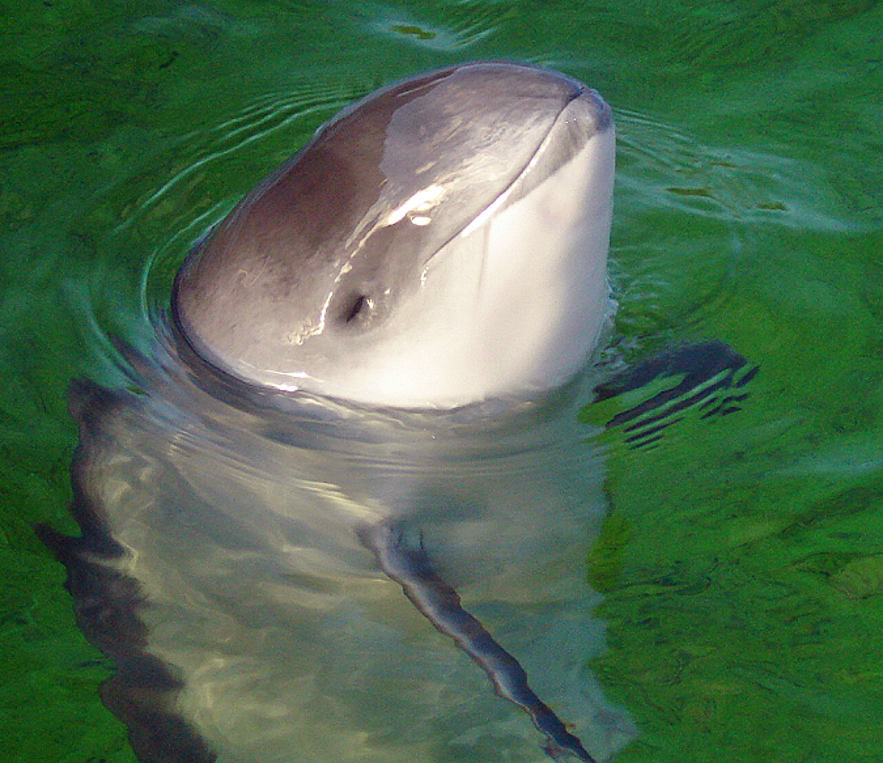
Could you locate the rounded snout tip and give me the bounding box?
[570,86,614,135]
[445,60,613,135]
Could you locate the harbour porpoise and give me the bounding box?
[41,62,753,763]
[172,62,615,408]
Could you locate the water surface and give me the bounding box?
[2,1,882,762]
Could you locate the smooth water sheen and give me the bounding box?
[2,2,882,762]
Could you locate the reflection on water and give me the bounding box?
[44,323,634,763]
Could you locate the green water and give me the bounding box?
[2,1,881,761]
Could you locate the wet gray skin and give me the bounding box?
[172,62,616,408]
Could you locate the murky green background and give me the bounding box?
[2,1,881,761]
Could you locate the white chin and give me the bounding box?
[297,130,616,410]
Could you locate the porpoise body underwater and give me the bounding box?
[42,62,754,763]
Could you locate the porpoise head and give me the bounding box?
[172,62,615,409]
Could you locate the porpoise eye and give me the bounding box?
[340,293,369,325]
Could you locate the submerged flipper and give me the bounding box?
[590,340,759,449]
[358,521,597,763]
